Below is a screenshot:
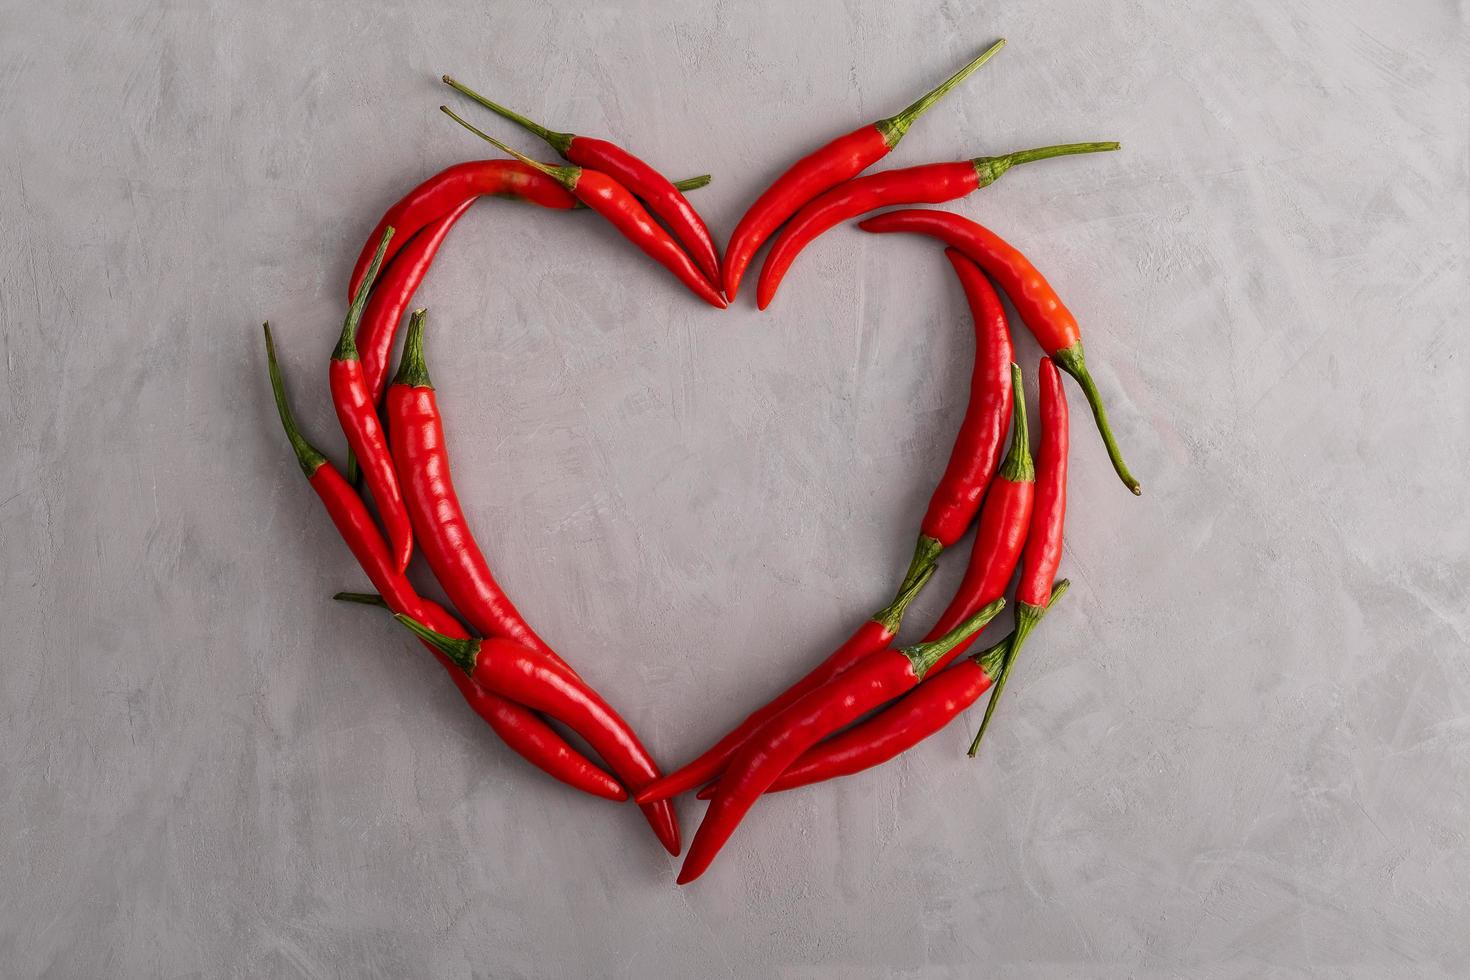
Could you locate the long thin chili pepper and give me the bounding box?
[677,599,1006,884]
[860,208,1141,494]
[395,612,682,852]
[444,75,721,284]
[892,248,1014,601]
[386,310,680,853]
[346,161,711,301]
[721,38,1005,301]
[264,323,624,800]
[353,173,712,408]
[441,107,727,309]
[633,564,935,806]
[969,355,1070,757]
[333,592,627,801]
[916,363,1036,674]
[330,228,414,572]
[697,581,1069,798]
[755,141,1118,309]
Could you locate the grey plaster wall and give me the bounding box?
[2,0,1466,976]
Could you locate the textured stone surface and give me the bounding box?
[2,0,1467,975]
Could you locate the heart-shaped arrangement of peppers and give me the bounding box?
[262,38,1141,884]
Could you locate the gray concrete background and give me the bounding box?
[2,0,1466,976]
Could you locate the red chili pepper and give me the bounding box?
[721,39,1005,301]
[329,228,414,573]
[263,323,624,801]
[354,175,712,410]
[632,564,935,806]
[892,248,1015,602]
[386,310,680,853]
[915,363,1036,679]
[677,599,1005,884]
[357,199,474,407]
[860,208,1140,494]
[755,141,1118,309]
[441,107,727,309]
[968,355,1070,756]
[395,612,682,850]
[698,581,1069,799]
[348,161,577,301]
[444,75,721,284]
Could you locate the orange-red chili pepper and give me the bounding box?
[632,565,934,806]
[444,75,721,284]
[264,324,624,801]
[442,107,727,309]
[677,599,1005,884]
[329,229,414,573]
[720,39,1004,301]
[860,208,1140,494]
[755,141,1118,309]
[967,355,1070,756]
[892,248,1014,600]
[386,310,680,854]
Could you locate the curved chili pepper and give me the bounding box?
[386,310,680,853]
[444,75,721,284]
[699,582,1069,798]
[914,363,1035,679]
[441,107,727,309]
[860,208,1140,494]
[892,248,1014,601]
[354,175,710,408]
[677,599,1005,884]
[632,564,935,806]
[755,141,1118,309]
[968,356,1070,756]
[329,228,414,572]
[396,613,682,851]
[264,323,624,801]
[721,38,1005,301]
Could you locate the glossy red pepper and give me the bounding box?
[263,324,624,801]
[632,565,935,806]
[892,248,1014,601]
[386,310,680,854]
[699,582,1068,798]
[677,599,1005,884]
[354,175,712,408]
[329,228,414,572]
[444,75,721,284]
[860,208,1140,494]
[721,39,1005,301]
[442,107,727,309]
[397,613,682,852]
[348,161,578,301]
[755,141,1117,309]
[968,355,1070,756]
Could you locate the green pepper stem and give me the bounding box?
[872,561,936,634]
[442,75,577,157]
[972,141,1120,187]
[998,363,1034,483]
[673,174,712,191]
[1051,342,1140,495]
[263,322,326,478]
[332,226,393,361]
[394,613,478,675]
[968,579,1070,757]
[332,592,388,607]
[392,309,434,390]
[892,534,944,606]
[875,38,1006,149]
[902,597,1005,678]
[440,105,581,192]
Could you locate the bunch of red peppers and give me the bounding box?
[263,38,1140,883]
